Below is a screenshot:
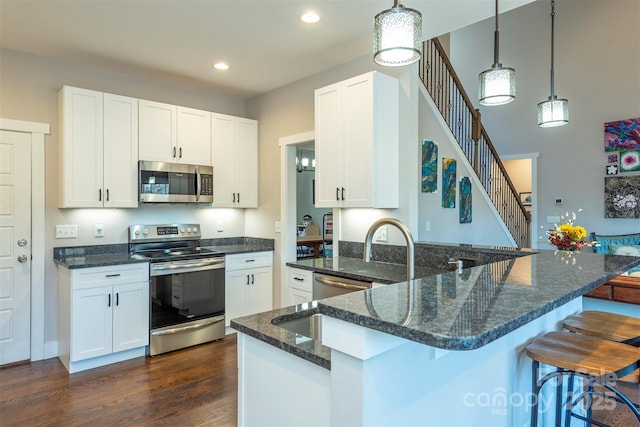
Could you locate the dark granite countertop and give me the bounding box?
[235,250,640,368]
[287,257,445,284]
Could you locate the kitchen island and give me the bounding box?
[231,249,640,426]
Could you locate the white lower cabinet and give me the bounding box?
[225,251,273,328]
[58,263,149,373]
[287,267,313,305]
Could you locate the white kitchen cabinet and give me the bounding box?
[225,251,273,327]
[211,113,258,208]
[287,267,313,305]
[139,101,211,165]
[58,86,138,208]
[57,263,149,373]
[314,71,399,208]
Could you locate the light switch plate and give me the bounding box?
[547,216,561,223]
[95,224,104,237]
[375,226,388,242]
[56,224,77,238]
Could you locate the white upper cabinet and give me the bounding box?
[211,113,258,208]
[314,71,399,208]
[139,100,211,165]
[59,86,138,208]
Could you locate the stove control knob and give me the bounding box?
[134,228,141,236]
[193,226,199,233]
[180,227,186,234]
[143,228,149,235]
[187,227,192,233]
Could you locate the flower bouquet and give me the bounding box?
[546,211,587,251]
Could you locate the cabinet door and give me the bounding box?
[103,93,139,208]
[177,106,211,165]
[314,83,343,207]
[236,118,258,207]
[211,113,238,207]
[342,75,374,208]
[225,269,250,327]
[71,287,112,361]
[288,288,312,306]
[248,267,273,315]
[139,99,177,162]
[59,86,104,208]
[112,282,149,353]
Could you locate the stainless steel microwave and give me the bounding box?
[139,161,213,204]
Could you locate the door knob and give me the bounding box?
[17,254,28,263]
[17,238,28,247]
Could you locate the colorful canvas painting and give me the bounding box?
[606,164,618,175]
[604,176,640,218]
[608,153,619,164]
[442,158,456,208]
[421,140,438,193]
[604,117,640,152]
[459,177,472,223]
[620,150,640,172]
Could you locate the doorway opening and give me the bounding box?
[502,153,538,248]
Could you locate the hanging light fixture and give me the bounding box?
[478,0,516,106]
[537,0,568,127]
[373,0,422,67]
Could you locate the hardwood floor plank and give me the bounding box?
[0,335,237,426]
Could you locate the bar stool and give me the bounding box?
[525,330,640,426]
[563,310,640,347]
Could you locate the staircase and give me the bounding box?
[419,38,531,248]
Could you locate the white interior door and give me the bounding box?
[0,130,31,365]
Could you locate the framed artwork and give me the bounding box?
[519,191,532,206]
[604,176,640,218]
[608,153,619,163]
[606,164,618,175]
[604,117,640,152]
[620,150,640,172]
[459,177,472,223]
[442,158,456,208]
[421,140,438,193]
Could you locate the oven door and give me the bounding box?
[149,257,224,355]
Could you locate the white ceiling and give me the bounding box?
[0,0,534,99]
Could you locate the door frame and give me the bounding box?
[0,118,49,361]
[279,130,314,307]
[501,152,539,249]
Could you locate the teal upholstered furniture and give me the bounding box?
[585,231,640,304]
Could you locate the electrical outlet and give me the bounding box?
[425,220,431,232]
[547,216,561,223]
[217,222,224,232]
[274,221,281,233]
[56,224,77,239]
[95,224,104,237]
[375,226,388,242]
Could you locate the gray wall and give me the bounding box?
[450,0,640,244]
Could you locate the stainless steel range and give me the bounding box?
[129,223,225,356]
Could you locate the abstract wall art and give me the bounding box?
[620,150,640,172]
[604,117,640,152]
[421,140,438,193]
[442,158,456,208]
[604,176,640,218]
[459,177,472,223]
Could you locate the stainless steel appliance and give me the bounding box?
[138,161,213,204]
[312,273,372,300]
[129,223,224,356]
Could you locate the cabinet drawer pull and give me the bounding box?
[245,259,255,263]
[106,189,110,202]
[173,147,176,158]
[341,187,345,201]
[98,188,102,202]
[237,193,240,203]
[105,273,121,278]
[116,293,119,306]
[246,275,250,285]
[293,277,304,281]
[251,273,255,284]
[233,193,236,203]
[108,294,111,307]
[179,147,182,158]
[336,187,339,201]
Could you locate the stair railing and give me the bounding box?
[419,37,530,248]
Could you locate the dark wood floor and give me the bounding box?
[0,334,237,426]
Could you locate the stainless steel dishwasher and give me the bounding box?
[312,273,372,300]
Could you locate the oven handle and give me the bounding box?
[150,258,225,276]
[151,317,224,336]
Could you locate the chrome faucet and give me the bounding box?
[363,218,415,282]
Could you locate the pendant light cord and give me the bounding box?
[549,0,556,98]
[493,0,500,65]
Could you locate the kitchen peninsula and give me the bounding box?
[231,249,640,426]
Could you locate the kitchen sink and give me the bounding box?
[272,313,322,341]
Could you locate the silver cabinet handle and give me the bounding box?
[17,254,28,263]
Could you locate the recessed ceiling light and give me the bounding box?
[299,11,321,24]
[213,62,230,71]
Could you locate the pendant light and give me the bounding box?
[537,0,568,127]
[373,0,422,67]
[478,0,516,106]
